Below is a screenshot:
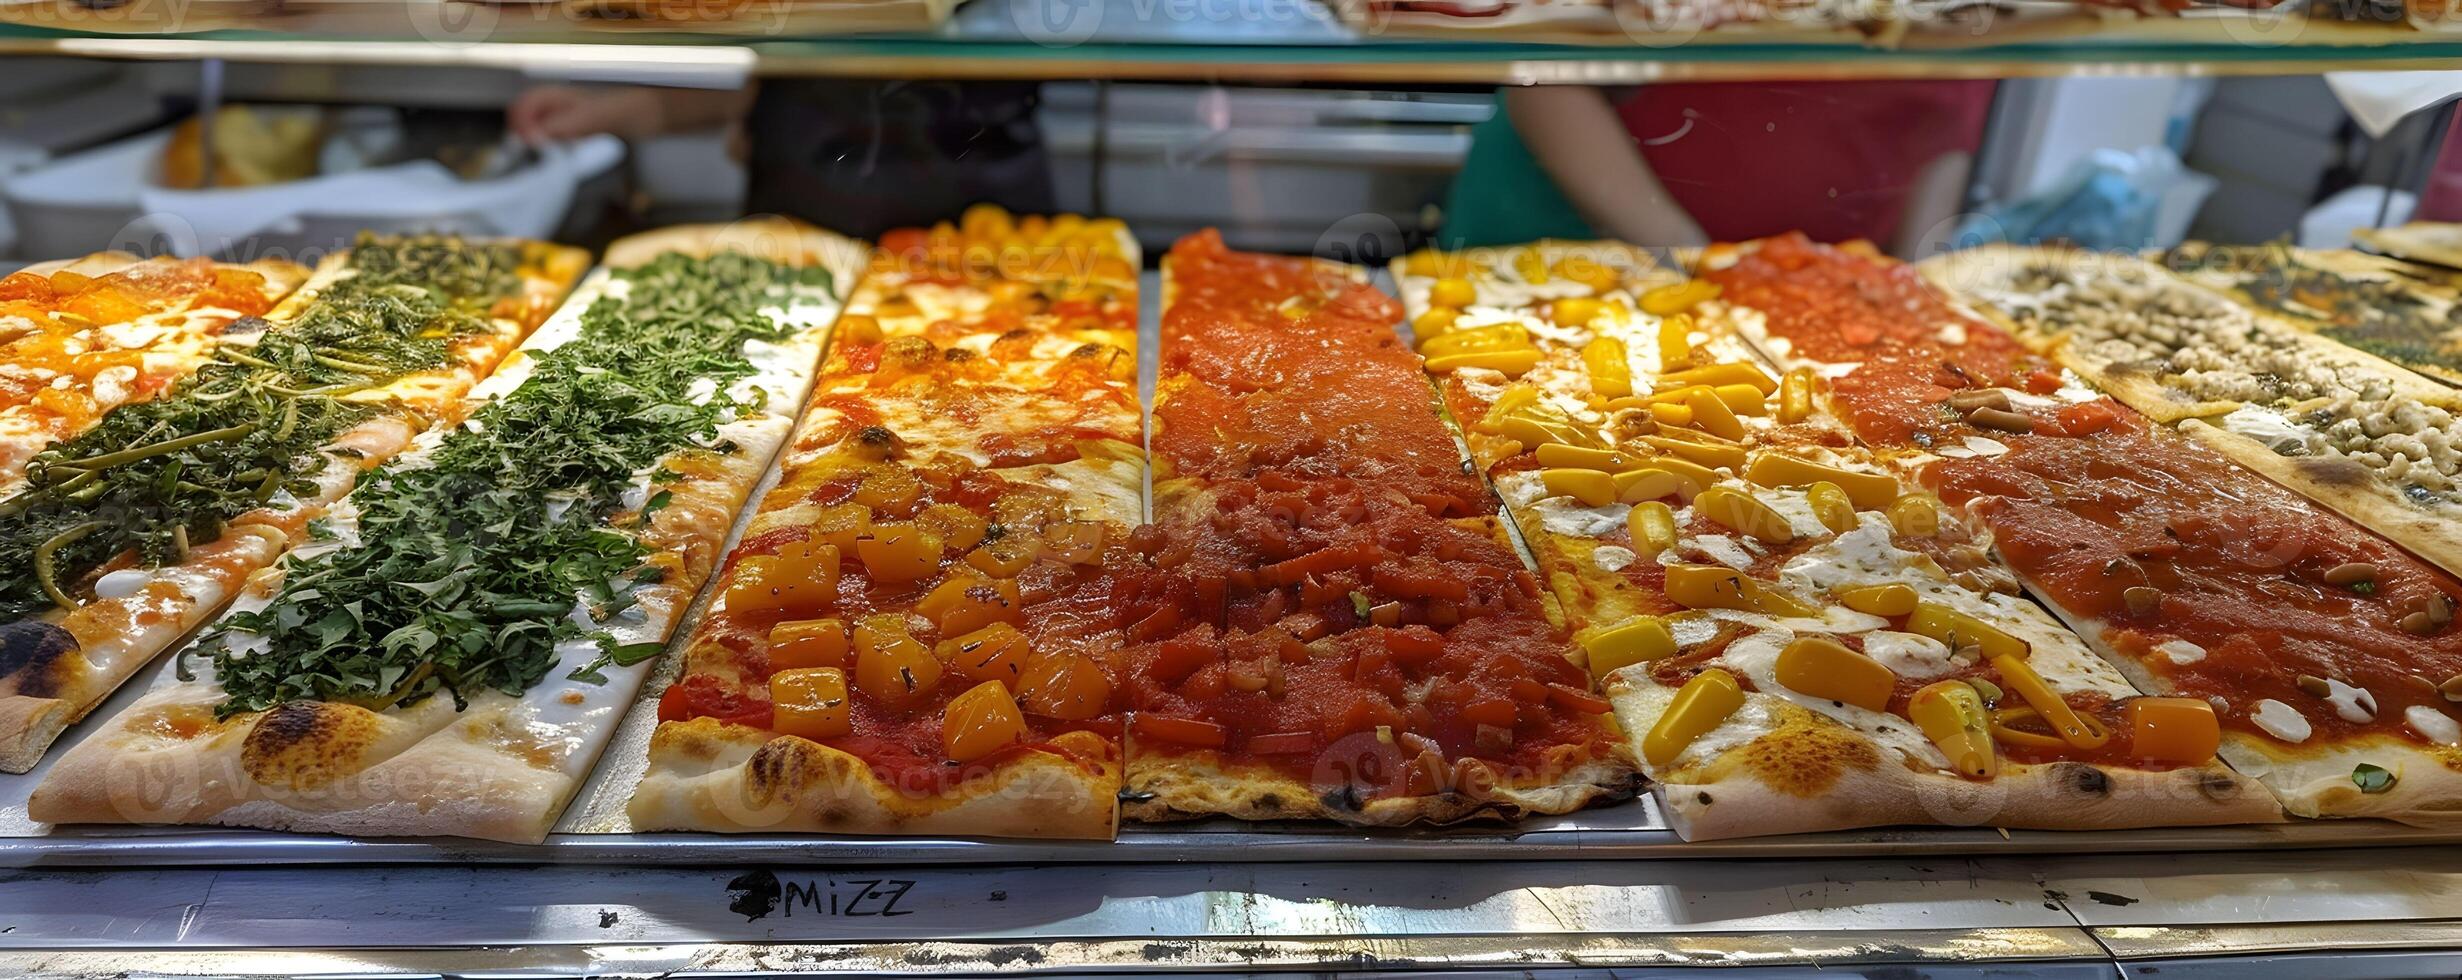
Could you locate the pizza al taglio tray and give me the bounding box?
[1,254,2459,868]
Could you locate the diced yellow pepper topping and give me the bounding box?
[1990,652,2112,751]
[1582,615,1676,681]
[1614,467,1693,505]
[854,614,942,707]
[1628,501,1680,554]
[915,574,1023,637]
[768,618,850,671]
[1429,277,1478,308]
[1694,485,1794,544]
[1640,279,1721,316]
[1411,307,1459,337]
[1908,680,1997,779]
[1513,250,1550,284]
[1906,601,2030,660]
[1774,636,1896,712]
[1659,360,1778,395]
[1777,366,1818,424]
[726,541,841,617]
[1632,456,1719,496]
[1887,494,1943,538]
[1806,481,1859,535]
[1541,468,1619,507]
[937,621,1030,688]
[1662,564,1818,618]
[1426,348,1542,376]
[1581,336,1633,399]
[1682,386,1748,441]
[1420,322,1529,357]
[1656,313,1694,370]
[1835,582,1918,617]
[2125,697,2221,764]
[1743,453,1902,510]
[1716,383,1769,416]
[769,667,854,741]
[857,522,944,583]
[1535,443,1642,472]
[1648,401,1693,428]
[1497,409,1603,451]
[1553,296,1605,328]
[1635,435,1748,473]
[942,679,1029,763]
[1643,667,1745,766]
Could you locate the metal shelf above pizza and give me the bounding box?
[2,0,2461,82]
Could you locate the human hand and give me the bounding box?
[507,85,666,145]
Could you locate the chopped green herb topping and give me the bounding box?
[201,251,830,716]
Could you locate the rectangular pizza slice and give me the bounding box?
[1120,230,1637,827]
[1,252,309,485]
[0,234,586,773]
[1699,233,2462,827]
[1924,245,2462,582]
[629,208,1144,840]
[1392,239,2278,840]
[2163,240,2462,387]
[29,221,855,842]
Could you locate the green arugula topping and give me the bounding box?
[0,235,527,623]
[200,251,830,716]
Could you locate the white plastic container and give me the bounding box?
[0,125,621,262]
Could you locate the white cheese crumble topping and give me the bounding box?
[2406,705,2461,746]
[2153,639,2206,665]
[2250,699,2313,743]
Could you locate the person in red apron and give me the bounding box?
[1442,81,1996,254]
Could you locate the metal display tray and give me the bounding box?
[5,270,2458,872]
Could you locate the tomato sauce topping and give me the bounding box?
[1928,414,2462,747]
[1136,233,1616,794]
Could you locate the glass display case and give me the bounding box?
[2,4,2461,975]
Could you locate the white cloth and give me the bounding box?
[2327,71,2462,137]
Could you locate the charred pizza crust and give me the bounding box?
[1607,673,2282,840]
[631,719,1122,839]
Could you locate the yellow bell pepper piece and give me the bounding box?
[768,618,850,671]
[854,614,942,707]
[1806,481,1859,535]
[1717,383,1770,417]
[1420,322,1529,357]
[937,621,1030,688]
[1497,409,1604,451]
[1643,668,1745,766]
[1990,652,2112,751]
[1582,615,1677,681]
[1656,313,1694,370]
[1553,296,1605,328]
[1777,366,1818,424]
[1542,468,1619,507]
[1581,336,1632,399]
[1411,306,1459,337]
[942,679,1030,763]
[1888,494,1943,538]
[769,667,854,741]
[1835,582,1918,617]
[726,541,841,617]
[1635,435,1748,473]
[1636,455,1722,491]
[1683,386,1748,441]
[1694,485,1794,544]
[1614,467,1694,505]
[1906,601,2030,660]
[1429,276,1478,308]
[1628,501,1679,554]
[1426,348,1541,375]
[1513,249,1550,284]
[1640,279,1722,317]
[1648,401,1694,428]
[2125,697,2222,764]
[1774,636,1896,712]
[1909,680,1997,779]
[1536,443,1643,472]
[857,522,944,583]
[915,574,1024,637]
[1744,453,1902,510]
[1663,564,1819,618]
[1659,360,1777,395]
[1474,385,1542,432]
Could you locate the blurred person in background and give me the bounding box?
[1443,82,1995,256]
[509,81,1053,240]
